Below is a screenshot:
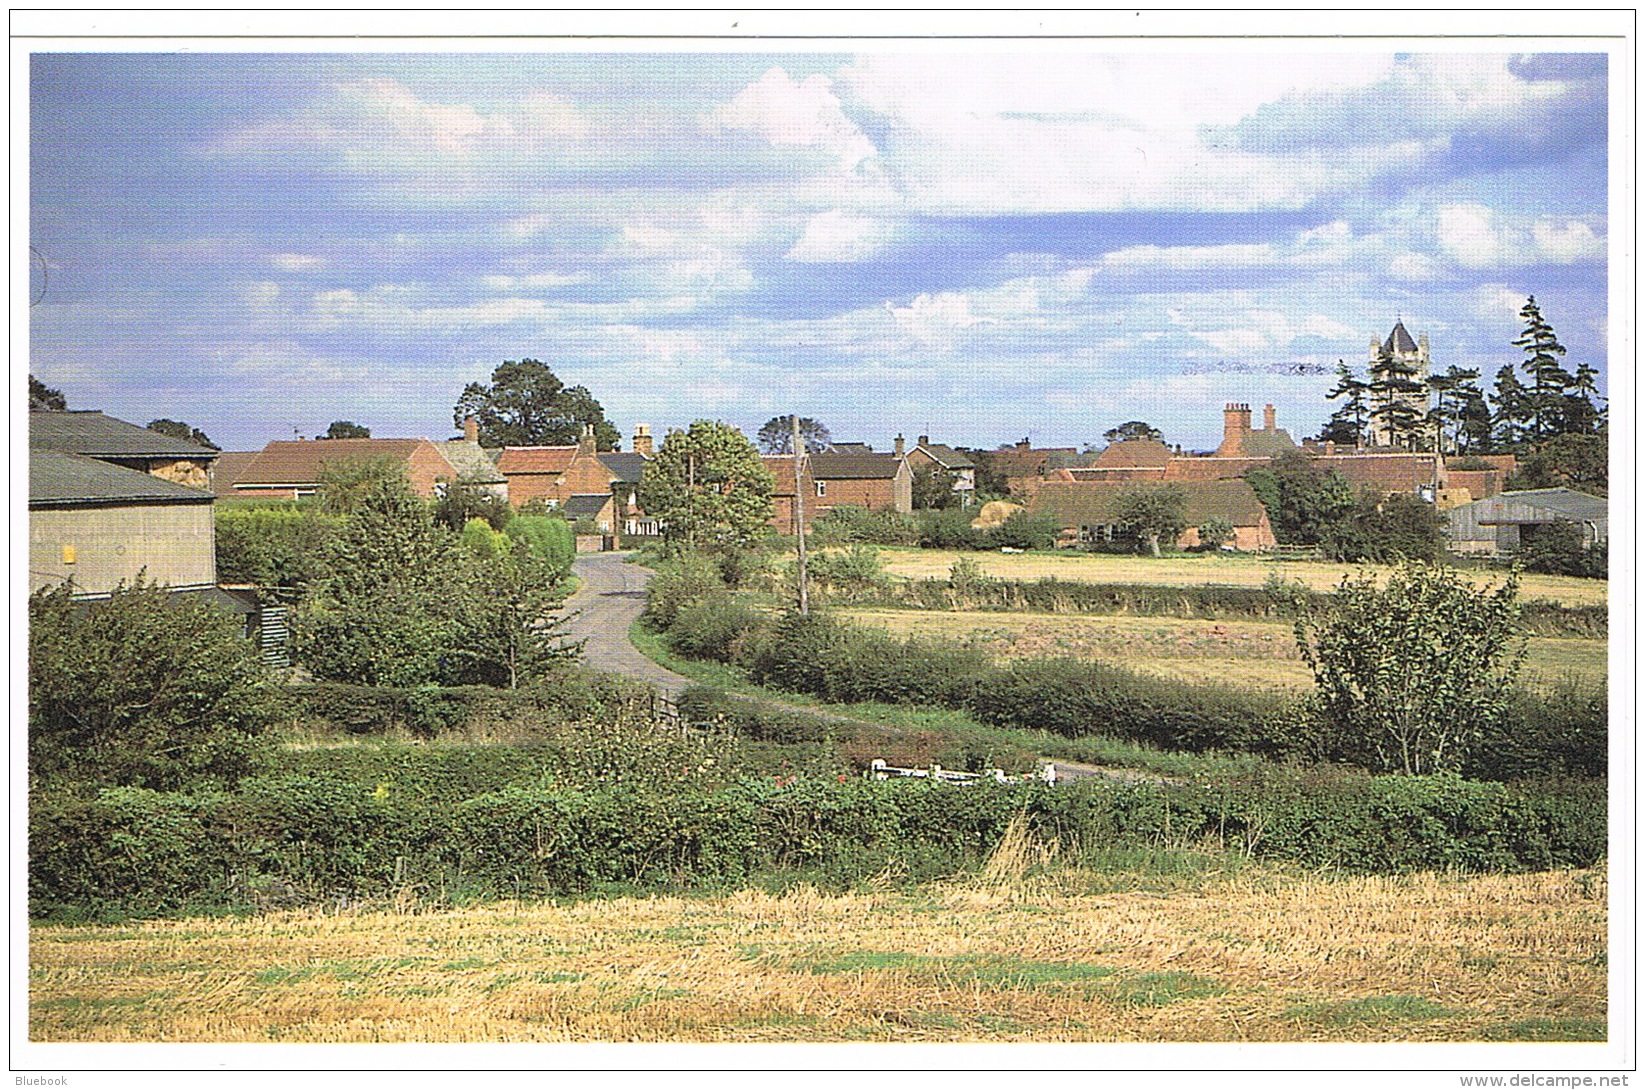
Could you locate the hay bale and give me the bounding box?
[970,500,1023,530]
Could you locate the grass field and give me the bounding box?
[29,860,1606,1044]
[839,608,1606,694]
[865,548,1608,607]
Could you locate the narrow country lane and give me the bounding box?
[561,552,692,697]
[560,551,1138,785]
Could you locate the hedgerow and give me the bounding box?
[29,768,1606,919]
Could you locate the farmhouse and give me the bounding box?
[904,434,977,506]
[1027,478,1277,552]
[230,437,463,501]
[496,425,655,530]
[808,449,913,516]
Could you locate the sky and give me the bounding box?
[28,49,1611,454]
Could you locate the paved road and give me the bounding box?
[561,552,1154,785]
[562,552,693,697]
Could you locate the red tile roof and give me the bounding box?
[234,439,431,486]
[496,445,578,475]
[1093,438,1171,469]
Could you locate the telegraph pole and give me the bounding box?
[792,414,809,615]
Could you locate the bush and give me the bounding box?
[668,591,766,663]
[641,554,728,631]
[809,545,889,597]
[214,505,343,598]
[988,510,1060,551]
[1298,563,1525,775]
[505,515,576,580]
[811,505,920,546]
[918,508,988,550]
[29,580,279,792]
[1518,521,1607,579]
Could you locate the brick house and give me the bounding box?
[229,438,463,501]
[808,449,913,516]
[904,434,977,505]
[1028,478,1277,552]
[496,425,655,528]
[763,453,816,534]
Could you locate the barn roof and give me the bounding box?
[30,410,219,460]
[30,449,214,508]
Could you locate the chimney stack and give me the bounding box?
[1263,404,1276,431]
[893,434,905,457]
[633,423,653,457]
[578,422,596,455]
[464,416,479,444]
[918,434,930,448]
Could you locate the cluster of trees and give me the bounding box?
[638,420,775,551]
[1322,297,1605,458]
[1244,452,1445,563]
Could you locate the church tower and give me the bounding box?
[1367,319,1431,449]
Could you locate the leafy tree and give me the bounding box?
[314,455,408,516]
[321,420,370,440]
[1518,521,1606,579]
[1197,517,1234,551]
[29,375,66,410]
[1244,451,1355,545]
[1320,360,1369,447]
[432,481,513,532]
[912,463,959,510]
[292,470,458,687]
[1510,433,1608,496]
[29,578,277,791]
[1319,490,1445,564]
[504,514,577,582]
[756,415,831,455]
[1513,296,1575,443]
[453,359,619,449]
[1116,485,1189,557]
[638,421,774,551]
[1296,563,1525,775]
[146,418,219,450]
[1102,420,1165,444]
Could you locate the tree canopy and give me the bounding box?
[29,375,66,410]
[757,415,831,455]
[1116,485,1189,557]
[146,418,219,450]
[321,420,371,440]
[638,421,774,550]
[1103,420,1165,444]
[453,359,619,449]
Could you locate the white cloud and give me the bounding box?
[271,252,325,272]
[1100,243,1280,272]
[1533,220,1604,263]
[1469,284,1527,322]
[1388,252,1440,281]
[1436,203,1501,268]
[1298,220,1352,245]
[887,292,997,349]
[480,272,587,291]
[708,66,877,172]
[785,209,890,263]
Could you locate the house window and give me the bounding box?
[816,481,827,498]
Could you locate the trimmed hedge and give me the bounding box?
[29,769,1606,919]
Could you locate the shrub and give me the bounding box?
[1297,563,1525,775]
[1197,517,1234,551]
[668,591,766,663]
[29,580,279,792]
[1518,521,1607,579]
[812,505,920,546]
[919,508,988,550]
[641,553,727,631]
[809,545,889,597]
[215,505,343,597]
[988,510,1060,551]
[505,515,576,580]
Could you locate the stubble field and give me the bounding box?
[31,865,1606,1043]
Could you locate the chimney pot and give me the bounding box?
[918,435,929,448]
[633,423,653,456]
[893,434,906,457]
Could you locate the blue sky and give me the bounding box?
[29,50,1609,453]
